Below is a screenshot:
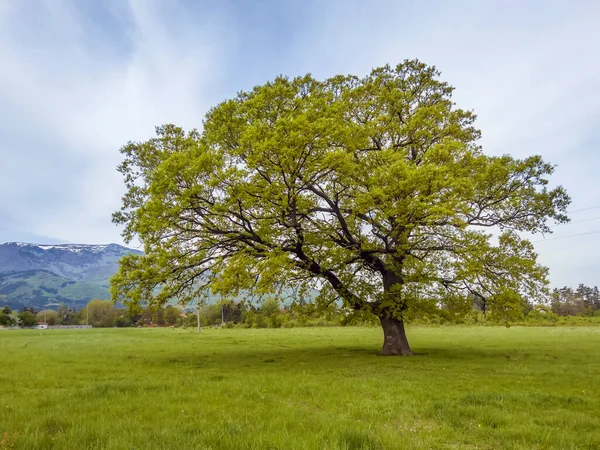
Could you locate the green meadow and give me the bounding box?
[1,326,599,449]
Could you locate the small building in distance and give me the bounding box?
[36,322,48,330]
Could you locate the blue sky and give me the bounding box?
[0,0,599,288]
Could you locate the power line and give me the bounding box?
[533,230,600,243]
[550,216,600,228]
[568,205,600,214]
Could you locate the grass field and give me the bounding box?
[1,326,599,449]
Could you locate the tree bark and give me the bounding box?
[379,316,413,356]
[379,270,412,355]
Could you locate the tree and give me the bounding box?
[259,298,281,317]
[0,307,18,327]
[57,304,77,325]
[198,303,222,326]
[551,285,596,316]
[576,284,600,311]
[82,299,116,327]
[111,60,569,355]
[113,309,133,327]
[221,300,245,324]
[36,310,58,326]
[18,310,37,327]
[163,305,182,326]
[20,306,37,314]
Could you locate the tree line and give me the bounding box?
[550,284,600,317]
[0,298,372,329]
[0,302,141,328]
[1,282,598,329]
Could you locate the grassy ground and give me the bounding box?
[1,326,599,449]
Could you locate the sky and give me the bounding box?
[0,0,599,288]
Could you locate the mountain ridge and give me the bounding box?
[0,242,142,310]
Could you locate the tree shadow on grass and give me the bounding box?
[422,346,563,362]
[150,345,378,368]
[144,343,527,372]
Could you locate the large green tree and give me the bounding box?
[112,60,569,355]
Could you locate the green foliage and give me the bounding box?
[1,327,600,448]
[339,308,380,327]
[198,303,222,327]
[259,297,280,317]
[182,312,199,328]
[113,309,133,328]
[113,314,132,328]
[551,284,600,316]
[220,299,245,323]
[0,306,19,326]
[129,305,184,327]
[56,304,78,325]
[519,315,600,327]
[182,299,348,329]
[81,300,116,327]
[163,305,182,326]
[527,305,559,323]
[112,60,569,337]
[35,310,58,326]
[17,310,37,327]
[487,290,524,325]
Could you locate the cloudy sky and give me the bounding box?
[0,0,599,287]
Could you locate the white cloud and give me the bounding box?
[0,0,598,286]
[0,0,232,243]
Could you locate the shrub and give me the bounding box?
[114,315,132,327]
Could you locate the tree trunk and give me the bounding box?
[379,316,413,356]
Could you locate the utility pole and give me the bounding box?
[221,294,225,327]
[197,297,201,334]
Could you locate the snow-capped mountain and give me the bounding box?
[10,242,113,253]
[0,242,141,281]
[0,242,143,309]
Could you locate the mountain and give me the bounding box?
[0,242,142,310]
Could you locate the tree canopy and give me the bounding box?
[82,299,117,328]
[111,60,570,355]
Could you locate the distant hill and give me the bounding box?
[0,242,142,310]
